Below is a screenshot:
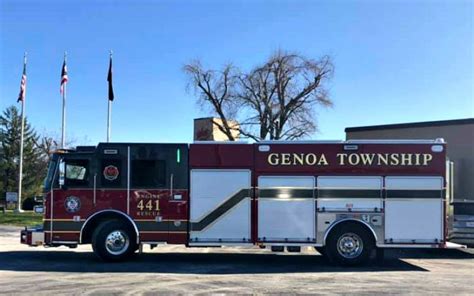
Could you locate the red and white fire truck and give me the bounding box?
[21,139,460,265]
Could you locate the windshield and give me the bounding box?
[43,154,58,192]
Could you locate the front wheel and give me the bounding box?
[92,220,137,262]
[326,223,374,266]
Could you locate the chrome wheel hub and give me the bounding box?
[337,233,363,259]
[105,230,129,255]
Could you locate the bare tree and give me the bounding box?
[184,51,334,141]
[33,132,81,162]
[184,61,239,141]
[35,136,58,162]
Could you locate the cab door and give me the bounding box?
[96,146,128,214]
[128,144,188,244]
[163,145,189,244]
[48,153,94,243]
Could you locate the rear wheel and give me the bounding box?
[326,223,374,266]
[92,220,137,262]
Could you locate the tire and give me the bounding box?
[326,223,374,266]
[92,220,137,262]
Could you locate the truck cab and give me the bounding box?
[22,143,189,261]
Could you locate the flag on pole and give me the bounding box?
[17,61,27,102]
[107,56,114,101]
[60,59,68,94]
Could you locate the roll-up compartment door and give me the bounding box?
[189,169,251,243]
[258,176,315,242]
[317,176,383,212]
[385,176,444,243]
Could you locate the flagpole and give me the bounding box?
[107,50,112,142]
[61,52,67,148]
[107,99,111,142]
[16,52,27,213]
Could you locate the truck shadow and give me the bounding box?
[391,248,474,259]
[0,250,439,274]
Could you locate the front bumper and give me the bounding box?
[21,226,45,246]
[449,215,474,247]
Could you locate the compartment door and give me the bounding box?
[317,176,383,212]
[257,176,315,242]
[385,176,444,243]
[189,169,251,243]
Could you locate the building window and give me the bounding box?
[132,159,166,188]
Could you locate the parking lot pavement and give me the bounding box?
[1,226,473,295]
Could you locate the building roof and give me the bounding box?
[345,118,474,133]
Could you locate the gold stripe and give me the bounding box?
[139,231,187,234]
[52,188,188,191]
[44,231,80,233]
[134,219,188,222]
[43,219,86,222]
[44,218,186,222]
[45,230,186,234]
[139,231,167,233]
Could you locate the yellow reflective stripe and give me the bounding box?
[139,231,186,233]
[43,219,86,222]
[134,219,188,222]
[44,231,80,233]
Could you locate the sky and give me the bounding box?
[0,0,472,145]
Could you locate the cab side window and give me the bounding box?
[65,159,89,187]
[131,159,166,188]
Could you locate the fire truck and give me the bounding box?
[21,139,462,265]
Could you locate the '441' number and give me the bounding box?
[137,200,160,211]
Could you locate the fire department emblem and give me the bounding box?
[103,165,119,181]
[65,196,81,213]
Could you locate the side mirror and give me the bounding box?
[59,159,66,188]
[33,205,44,214]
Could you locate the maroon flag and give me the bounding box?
[17,62,26,102]
[60,60,68,94]
[107,56,114,101]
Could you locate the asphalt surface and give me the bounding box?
[0,225,473,295]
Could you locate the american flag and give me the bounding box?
[60,60,68,94]
[17,62,26,102]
